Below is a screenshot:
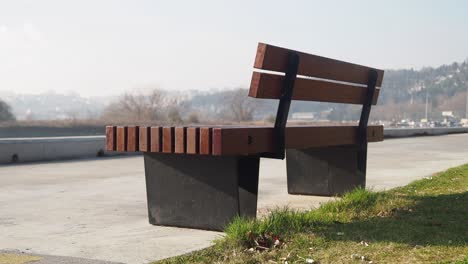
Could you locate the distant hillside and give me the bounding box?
[1,59,467,122]
[381,60,468,104]
[0,92,114,120]
[265,59,468,121]
[187,59,468,122]
[372,59,468,121]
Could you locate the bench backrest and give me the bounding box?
[249,43,384,105]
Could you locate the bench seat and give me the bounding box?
[106,125,383,156]
[103,42,385,230]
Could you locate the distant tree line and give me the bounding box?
[100,88,261,125]
[100,57,468,124]
[4,59,467,125]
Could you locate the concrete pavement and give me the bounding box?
[1,133,467,263]
[0,157,220,264]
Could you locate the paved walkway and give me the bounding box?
[1,133,467,264]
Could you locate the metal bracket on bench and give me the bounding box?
[261,52,300,159]
[357,69,378,173]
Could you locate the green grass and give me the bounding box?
[155,164,468,264]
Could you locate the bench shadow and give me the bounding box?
[318,192,467,247]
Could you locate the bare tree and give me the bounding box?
[167,107,183,124]
[101,88,167,123]
[0,99,15,122]
[187,112,200,124]
[223,88,259,122]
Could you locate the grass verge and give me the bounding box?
[156,164,468,264]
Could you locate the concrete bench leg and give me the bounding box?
[286,145,366,196]
[143,153,260,231]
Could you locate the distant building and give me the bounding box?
[291,112,315,120]
[442,111,454,117]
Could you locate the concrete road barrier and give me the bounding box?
[0,136,108,164]
[384,127,468,138]
[0,126,104,138]
[1,127,467,164]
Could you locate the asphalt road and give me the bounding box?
[1,133,467,264]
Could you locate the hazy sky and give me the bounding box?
[1,0,467,97]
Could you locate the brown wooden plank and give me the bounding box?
[249,72,380,105]
[126,126,139,152]
[175,127,187,154]
[150,127,162,152]
[254,43,384,87]
[212,128,249,155]
[105,126,116,151]
[162,127,175,153]
[199,127,212,155]
[286,126,383,149]
[116,126,127,152]
[186,127,200,154]
[212,125,383,156]
[369,125,384,142]
[139,126,150,152]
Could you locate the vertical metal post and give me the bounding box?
[357,70,378,174]
[262,52,299,159]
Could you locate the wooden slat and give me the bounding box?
[249,72,380,105]
[139,126,150,152]
[212,125,383,156]
[199,127,212,155]
[150,127,162,152]
[127,126,139,152]
[105,126,116,151]
[162,127,175,153]
[254,43,384,87]
[175,127,186,154]
[286,126,383,149]
[116,126,127,152]
[186,127,200,154]
[212,128,248,156]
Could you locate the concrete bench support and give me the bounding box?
[286,145,365,196]
[143,153,260,231]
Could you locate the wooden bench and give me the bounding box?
[105,43,385,230]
